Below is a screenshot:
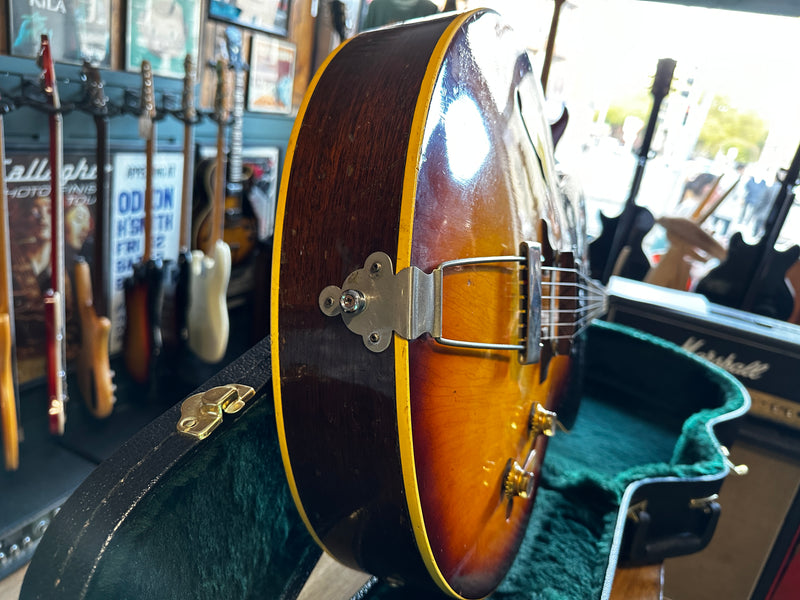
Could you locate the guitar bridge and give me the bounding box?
[318,243,547,364]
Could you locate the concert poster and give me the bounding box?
[247,35,295,114]
[5,151,99,383]
[108,152,183,353]
[125,0,202,78]
[8,0,111,66]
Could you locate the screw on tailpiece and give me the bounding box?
[370,260,382,275]
[368,332,381,344]
[339,289,366,314]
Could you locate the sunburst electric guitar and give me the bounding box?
[193,28,257,266]
[272,10,603,599]
[75,62,115,418]
[123,61,166,384]
[187,59,231,364]
[39,35,68,435]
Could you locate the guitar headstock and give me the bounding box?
[139,60,156,139]
[182,55,197,123]
[651,58,676,100]
[37,35,61,111]
[81,61,108,114]
[224,26,247,72]
[214,57,230,124]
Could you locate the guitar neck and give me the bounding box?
[227,69,245,195]
[93,114,110,316]
[180,54,197,253]
[625,58,676,208]
[211,121,226,251]
[181,123,195,251]
[144,130,156,262]
[50,111,66,299]
[741,141,800,311]
[47,108,68,436]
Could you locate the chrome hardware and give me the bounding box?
[720,445,749,476]
[689,494,719,513]
[503,459,536,499]
[319,244,544,362]
[177,384,256,439]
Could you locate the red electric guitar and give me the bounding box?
[272,10,603,599]
[39,35,68,435]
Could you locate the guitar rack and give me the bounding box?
[0,50,295,584]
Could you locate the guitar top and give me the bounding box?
[272,10,592,598]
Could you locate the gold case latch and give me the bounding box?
[177,384,256,439]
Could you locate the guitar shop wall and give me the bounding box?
[0,0,317,581]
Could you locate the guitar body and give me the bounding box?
[187,239,231,363]
[589,204,655,283]
[161,249,191,355]
[272,10,583,599]
[193,160,257,265]
[74,258,114,417]
[122,260,165,384]
[695,231,800,320]
[0,313,18,469]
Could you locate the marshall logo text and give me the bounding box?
[681,337,770,381]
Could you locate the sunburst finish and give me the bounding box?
[272,10,581,599]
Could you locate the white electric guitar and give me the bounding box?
[187,58,231,363]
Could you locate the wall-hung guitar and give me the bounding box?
[696,141,800,320]
[588,57,676,285]
[194,28,257,266]
[0,92,19,470]
[162,55,196,356]
[75,62,115,418]
[39,35,68,435]
[123,61,166,384]
[187,59,231,364]
[272,10,605,599]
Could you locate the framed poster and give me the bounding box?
[108,152,183,353]
[125,0,202,78]
[8,0,111,66]
[5,151,100,382]
[247,36,295,114]
[208,0,290,37]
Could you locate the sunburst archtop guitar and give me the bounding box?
[272,9,604,599]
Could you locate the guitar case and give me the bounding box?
[19,320,748,600]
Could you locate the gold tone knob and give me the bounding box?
[529,403,556,439]
[504,459,536,499]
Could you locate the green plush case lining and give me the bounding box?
[20,320,749,600]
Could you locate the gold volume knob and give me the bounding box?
[529,403,557,439]
[503,459,536,499]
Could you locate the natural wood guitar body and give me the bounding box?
[74,258,115,418]
[272,10,583,599]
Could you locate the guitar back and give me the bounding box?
[272,10,582,598]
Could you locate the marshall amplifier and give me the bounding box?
[604,276,800,600]
[605,277,800,435]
